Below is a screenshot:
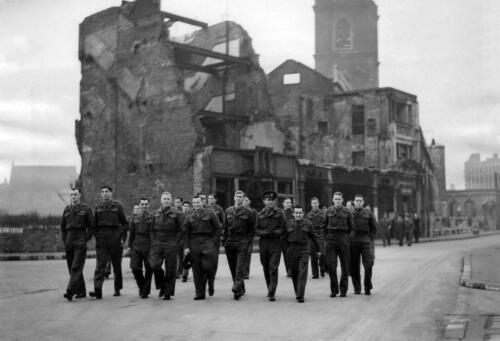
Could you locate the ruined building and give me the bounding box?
[77,0,295,209]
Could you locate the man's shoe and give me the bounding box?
[234,293,242,300]
[340,293,347,297]
[354,290,361,295]
[63,291,73,302]
[89,290,102,299]
[163,295,171,301]
[312,275,319,279]
[320,272,325,278]
[75,292,86,299]
[330,293,337,298]
[297,297,304,303]
[113,290,120,297]
[244,275,250,279]
[193,296,205,300]
[268,295,276,302]
[365,289,371,296]
[141,293,149,299]
[158,288,165,297]
[181,277,188,283]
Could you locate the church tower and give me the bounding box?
[314,0,379,89]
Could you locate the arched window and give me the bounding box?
[336,18,352,49]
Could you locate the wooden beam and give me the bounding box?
[161,11,208,29]
[168,41,253,66]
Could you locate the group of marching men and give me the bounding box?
[60,185,377,303]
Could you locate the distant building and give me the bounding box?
[465,153,500,190]
[0,165,77,215]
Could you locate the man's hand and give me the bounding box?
[184,248,190,256]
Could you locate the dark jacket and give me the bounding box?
[306,209,325,241]
[183,208,221,247]
[352,208,377,239]
[223,206,256,242]
[128,211,154,248]
[60,202,94,241]
[151,206,183,244]
[255,207,286,238]
[94,200,128,228]
[321,206,355,238]
[285,218,320,250]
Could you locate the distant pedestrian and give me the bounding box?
[285,205,321,303]
[413,213,421,243]
[60,188,94,301]
[255,190,286,302]
[401,214,414,246]
[379,213,391,247]
[393,214,404,246]
[90,186,128,299]
[322,192,355,298]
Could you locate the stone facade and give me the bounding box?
[444,189,500,230]
[464,153,500,190]
[76,0,274,209]
[314,0,379,89]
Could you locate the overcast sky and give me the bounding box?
[0,0,499,189]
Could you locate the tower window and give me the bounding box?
[335,18,352,49]
[351,105,365,135]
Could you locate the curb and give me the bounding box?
[0,252,96,262]
[460,252,500,292]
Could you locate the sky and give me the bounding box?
[0,0,499,190]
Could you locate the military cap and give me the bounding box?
[262,190,277,200]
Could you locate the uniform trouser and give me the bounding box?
[225,238,249,295]
[243,239,253,277]
[325,232,350,295]
[349,235,374,292]
[381,230,391,246]
[414,231,420,243]
[64,231,87,295]
[310,239,325,277]
[399,230,413,246]
[177,240,189,279]
[287,243,310,299]
[149,240,178,297]
[259,237,282,296]
[190,237,217,298]
[94,228,123,292]
[280,237,291,275]
[213,240,221,279]
[130,240,152,296]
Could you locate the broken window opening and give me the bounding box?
[318,121,328,135]
[336,18,352,49]
[352,151,365,167]
[351,104,365,135]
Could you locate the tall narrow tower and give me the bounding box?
[314,0,379,90]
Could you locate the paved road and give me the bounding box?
[1,235,500,341]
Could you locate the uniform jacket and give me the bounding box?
[321,206,355,237]
[60,202,94,241]
[352,208,377,239]
[128,211,154,248]
[151,206,183,243]
[285,218,320,250]
[306,209,325,241]
[183,208,221,247]
[255,207,286,238]
[223,206,256,242]
[94,200,128,228]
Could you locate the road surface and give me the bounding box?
[1,235,500,341]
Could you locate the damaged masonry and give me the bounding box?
[76,0,444,235]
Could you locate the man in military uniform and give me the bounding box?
[174,197,184,280]
[208,193,225,281]
[285,205,321,303]
[129,198,154,298]
[379,212,391,247]
[350,195,377,295]
[184,196,221,300]
[322,192,355,298]
[307,197,326,278]
[222,190,255,300]
[60,188,94,301]
[90,186,128,299]
[401,213,415,246]
[242,195,257,279]
[281,198,293,277]
[255,190,286,301]
[149,192,183,300]
[180,201,191,282]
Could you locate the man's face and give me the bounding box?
[193,197,202,210]
[133,205,140,215]
[283,199,292,210]
[208,195,216,205]
[139,200,149,213]
[100,188,112,201]
[311,199,319,211]
[182,203,190,213]
[174,199,182,209]
[333,195,343,207]
[70,189,81,204]
[234,192,244,206]
[161,193,172,207]
[242,197,250,207]
[199,195,207,205]
[264,198,275,208]
[293,208,304,221]
[354,197,364,209]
